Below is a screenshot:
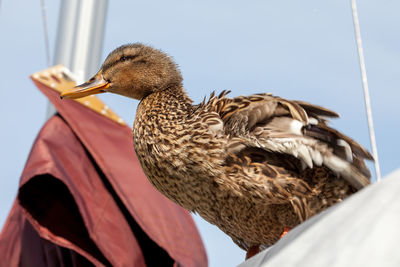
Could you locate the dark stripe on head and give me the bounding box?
[102,54,139,72]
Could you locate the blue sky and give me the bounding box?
[1,1,399,266]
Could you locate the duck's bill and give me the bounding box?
[60,74,110,99]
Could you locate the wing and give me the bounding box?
[205,91,373,191]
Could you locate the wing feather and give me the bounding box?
[206,92,372,190]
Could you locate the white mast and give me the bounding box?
[46,0,108,118]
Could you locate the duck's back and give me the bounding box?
[204,91,371,247]
[133,89,372,249]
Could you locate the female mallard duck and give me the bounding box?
[61,43,373,259]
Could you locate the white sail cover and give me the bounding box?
[239,169,400,267]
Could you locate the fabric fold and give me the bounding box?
[0,78,207,267]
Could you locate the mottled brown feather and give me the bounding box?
[75,44,373,251]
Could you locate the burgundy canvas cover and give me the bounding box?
[1,201,98,266]
[0,79,207,266]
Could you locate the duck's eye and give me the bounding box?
[119,55,137,62]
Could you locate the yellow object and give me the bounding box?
[31,65,125,125]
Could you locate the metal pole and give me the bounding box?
[46,0,108,119]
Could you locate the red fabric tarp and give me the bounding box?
[0,78,207,266]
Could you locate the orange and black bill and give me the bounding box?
[60,73,110,99]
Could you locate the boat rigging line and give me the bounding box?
[350,0,381,182]
[40,0,51,67]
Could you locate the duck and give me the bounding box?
[61,43,373,259]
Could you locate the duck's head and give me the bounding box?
[61,43,182,100]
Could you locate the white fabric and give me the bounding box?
[239,169,400,267]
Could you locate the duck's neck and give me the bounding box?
[137,84,193,120]
[133,84,193,149]
[132,84,222,211]
[132,84,195,205]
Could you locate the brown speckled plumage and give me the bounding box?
[61,43,373,252]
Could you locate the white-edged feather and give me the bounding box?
[337,139,353,162]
